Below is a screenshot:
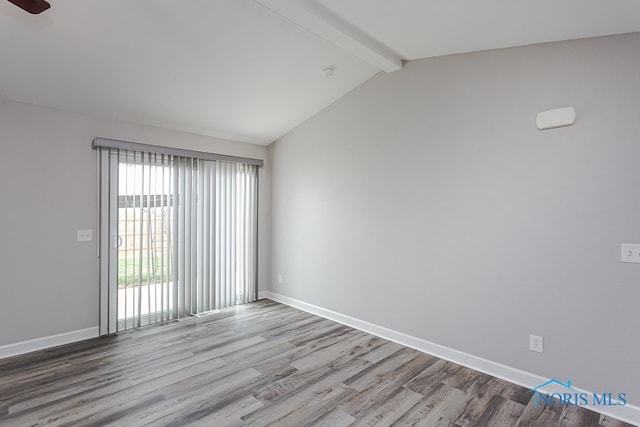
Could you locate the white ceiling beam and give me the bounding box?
[254,0,403,73]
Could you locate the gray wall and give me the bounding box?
[270,33,640,402]
[0,99,270,346]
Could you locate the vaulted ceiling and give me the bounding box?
[1,0,639,145]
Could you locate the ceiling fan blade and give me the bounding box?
[6,0,50,14]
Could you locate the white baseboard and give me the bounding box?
[0,327,99,360]
[263,291,640,426]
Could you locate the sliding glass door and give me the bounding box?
[97,144,258,335]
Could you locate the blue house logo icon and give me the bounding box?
[533,379,577,407]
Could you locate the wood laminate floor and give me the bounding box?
[0,300,633,427]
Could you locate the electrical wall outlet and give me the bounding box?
[621,244,640,264]
[530,334,543,353]
[278,273,283,284]
[77,230,93,242]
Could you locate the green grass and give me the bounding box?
[118,254,172,288]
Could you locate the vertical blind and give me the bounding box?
[96,140,259,334]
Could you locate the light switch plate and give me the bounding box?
[77,230,93,242]
[621,244,640,264]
